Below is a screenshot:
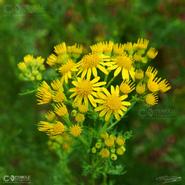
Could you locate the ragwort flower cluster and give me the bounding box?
[18,38,171,160]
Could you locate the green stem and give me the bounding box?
[106,76,116,88]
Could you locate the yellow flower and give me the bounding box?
[37,81,52,105]
[159,79,171,93]
[145,93,158,106]
[75,113,85,122]
[113,43,124,55]
[133,53,143,62]
[17,62,26,71]
[54,103,68,117]
[45,111,56,121]
[69,76,106,107]
[116,136,125,146]
[100,148,110,158]
[120,80,135,94]
[53,90,65,103]
[135,69,144,80]
[134,38,149,50]
[108,54,135,80]
[70,124,82,137]
[38,121,65,136]
[59,59,77,84]
[54,42,67,55]
[111,153,117,161]
[123,42,134,52]
[100,132,109,139]
[95,86,131,121]
[51,79,62,91]
[145,66,158,78]
[147,47,158,59]
[78,104,88,113]
[136,83,146,94]
[105,135,115,147]
[90,41,114,54]
[116,147,126,155]
[77,53,110,79]
[67,44,83,55]
[147,77,161,92]
[47,54,57,66]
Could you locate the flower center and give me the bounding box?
[76,80,92,96]
[105,95,122,111]
[81,54,100,69]
[116,56,132,70]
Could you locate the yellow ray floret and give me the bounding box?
[95,85,131,121]
[69,76,106,107]
[37,81,52,105]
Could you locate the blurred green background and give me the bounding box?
[0,0,185,184]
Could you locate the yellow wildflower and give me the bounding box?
[116,136,125,146]
[59,59,77,84]
[111,153,117,161]
[147,47,158,59]
[145,93,158,106]
[75,113,85,122]
[116,147,126,155]
[45,111,56,121]
[54,42,67,55]
[113,43,124,55]
[77,53,111,78]
[38,121,65,136]
[95,86,131,121]
[135,69,144,80]
[37,81,52,105]
[105,135,115,147]
[147,77,161,92]
[108,53,135,80]
[136,83,146,94]
[120,80,135,94]
[78,104,88,113]
[100,148,110,158]
[70,124,82,137]
[51,79,62,91]
[47,54,57,66]
[54,103,68,117]
[53,90,65,103]
[69,76,106,107]
[159,79,171,93]
[145,66,158,78]
[134,38,149,50]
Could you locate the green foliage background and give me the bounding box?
[0,0,185,184]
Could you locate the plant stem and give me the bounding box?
[106,76,116,88]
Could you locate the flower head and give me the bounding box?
[54,103,68,117]
[95,86,131,121]
[37,81,52,105]
[69,76,106,107]
[59,59,77,84]
[70,124,82,137]
[136,82,146,94]
[147,47,158,59]
[120,80,135,94]
[100,148,110,158]
[77,53,111,78]
[38,121,65,136]
[145,93,158,106]
[159,79,171,93]
[145,66,158,78]
[147,77,161,92]
[108,54,135,80]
